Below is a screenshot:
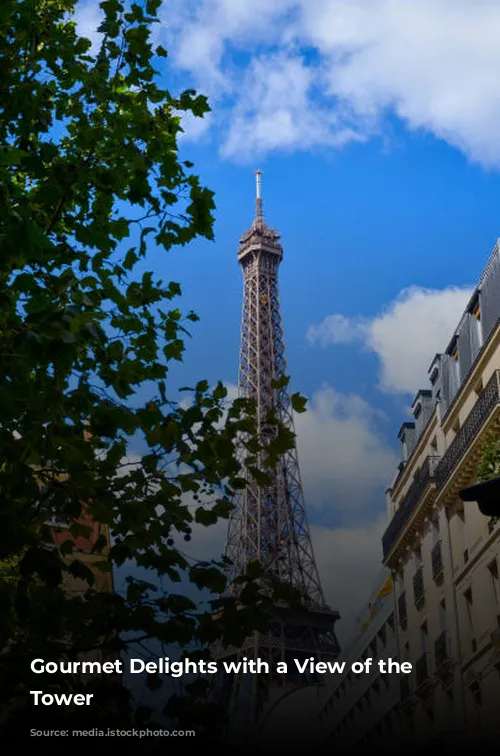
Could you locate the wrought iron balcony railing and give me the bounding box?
[415,652,429,688]
[434,630,449,670]
[413,565,425,607]
[431,540,444,582]
[435,370,500,491]
[382,456,440,560]
[398,591,407,626]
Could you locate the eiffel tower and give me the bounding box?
[211,172,340,743]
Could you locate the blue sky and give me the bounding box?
[79,0,500,640]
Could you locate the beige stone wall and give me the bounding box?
[384,322,500,742]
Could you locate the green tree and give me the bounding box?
[477,432,500,526]
[0,0,304,738]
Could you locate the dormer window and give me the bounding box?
[429,366,439,385]
[475,304,481,321]
[453,347,459,361]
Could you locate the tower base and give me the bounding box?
[210,605,340,744]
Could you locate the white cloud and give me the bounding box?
[310,518,386,645]
[308,285,473,394]
[220,52,364,160]
[307,313,368,346]
[178,109,213,143]
[154,0,500,165]
[75,1,103,52]
[294,385,397,515]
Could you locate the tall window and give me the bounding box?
[474,303,483,347]
[464,587,474,651]
[420,621,428,654]
[439,599,446,631]
[488,559,499,605]
[470,681,482,713]
[452,345,460,387]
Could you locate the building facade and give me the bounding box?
[383,239,500,745]
[317,570,406,749]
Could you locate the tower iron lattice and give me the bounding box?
[211,172,340,743]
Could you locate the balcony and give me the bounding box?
[431,540,444,583]
[413,565,425,608]
[398,591,407,627]
[435,370,500,493]
[382,456,440,560]
[434,630,452,669]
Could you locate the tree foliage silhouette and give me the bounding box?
[0,0,305,737]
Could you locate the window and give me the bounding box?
[464,588,475,651]
[424,703,434,722]
[470,681,482,708]
[488,559,500,604]
[473,301,483,347]
[439,599,446,631]
[377,625,386,648]
[387,613,395,634]
[420,621,428,654]
[452,346,460,385]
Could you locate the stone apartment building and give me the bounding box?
[383,239,500,745]
[317,570,404,749]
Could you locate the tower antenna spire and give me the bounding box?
[255,169,263,221]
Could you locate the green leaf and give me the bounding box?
[189,566,226,594]
[291,392,307,413]
[66,558,95,586]
[60,540,74,556]
[272,376,290,389]
[194,507,218,526]
[0,148,29,166]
